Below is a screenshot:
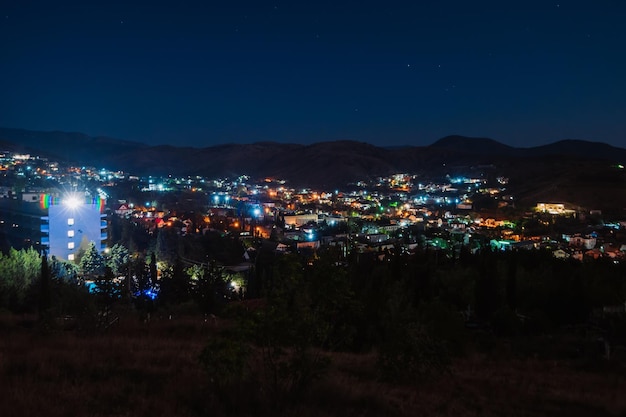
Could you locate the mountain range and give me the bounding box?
[2,127,626,211]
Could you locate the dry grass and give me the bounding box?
[1,312,625,417]
[0,313,210,417]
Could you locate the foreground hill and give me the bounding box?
[2,127,626,211]
[1,312,624,417]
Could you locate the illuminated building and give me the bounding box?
[40,194,107,261]
[0,192,107,259]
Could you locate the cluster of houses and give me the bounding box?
[5,145,626,264]
[111,184,626,264]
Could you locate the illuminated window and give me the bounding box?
[68,254,75,261]
[68,242,75,249]
[67,230,74,237]
[67,218,74,226]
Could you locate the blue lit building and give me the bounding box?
[40,194,108,261]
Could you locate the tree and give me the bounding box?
[249,254,331,406]
[156,228,178,264]
[49,255,80,283]
[304,252,361,350]
[93,266,120,312]
[106,243,130,277]
[38,253,51,320]
[149,252,158,284]
[191,260,229,314]
[198,335,250,410]
[474,251,501,321]
[0,247,41,311]
[505,252,518,310]
[377,280,450,382]
[159,257,189,306]
[79,242,105,279]
[128,254,157,316]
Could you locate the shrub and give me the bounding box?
[377,322,449,383]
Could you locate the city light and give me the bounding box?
[63,194,83,209]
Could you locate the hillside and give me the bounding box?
[0,127,147,166]
[2,127,626,210]
[429,135,517,156]
[2,312,624,417]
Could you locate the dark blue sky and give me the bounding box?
[1,1,625,148]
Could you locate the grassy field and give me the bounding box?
[1,311,625,417]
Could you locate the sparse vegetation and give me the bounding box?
[2,219,626,416]
[1,311,625,417]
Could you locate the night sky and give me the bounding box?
[1,1,625,148]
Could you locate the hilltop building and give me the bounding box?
[0,192,107,260]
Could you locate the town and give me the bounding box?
[2,149,624,266]
[4,1,626,414]
[3,146,626,417]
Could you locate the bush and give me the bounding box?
[491,306,522,337]
[377,322,449,383]
[199,336,250,388]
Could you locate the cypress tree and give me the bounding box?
[39,253,51,320]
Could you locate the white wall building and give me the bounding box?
[41,195,107,261]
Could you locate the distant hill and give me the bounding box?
[429,135,517,156]
[428,136,626,162]
[0,127,147,166]
[2,127,626,211]
[523,139,626,161]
